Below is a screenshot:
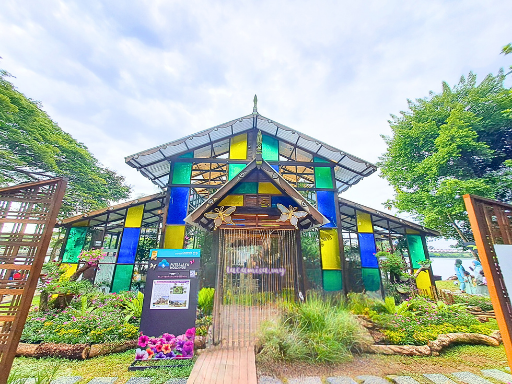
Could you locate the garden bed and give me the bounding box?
[16,340,137,359]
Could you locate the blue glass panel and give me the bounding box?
[358,233,378,268]
[167,187,189,224]
[271,196,298,208]
[117,227,141,263]
[316,191,336,228]
[271,165,279,172]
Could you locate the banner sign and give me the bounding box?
[139,249,201,337]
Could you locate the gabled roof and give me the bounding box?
[125,109,377,191]
[184,159,330,231]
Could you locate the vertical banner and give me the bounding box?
[139,249,201,337]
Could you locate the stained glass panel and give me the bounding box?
[164,225,186,249]
[358,233,378,268]
[316,191,336,228]
[320,229,341,269]
[172,162,192,184]
[167,187,190,224]
[228,164,246,180]
[262,135,279,161]
[231,182,258,194]
[111,264,134,293]
[314,167,333,188]
[125,205,144,228]
[117,227,141,263]
[62,227,88,263]
[361,268,381,292]
[322,270,342,291]
[407,234,426,268]
[356,211,373,233]
[230,133,247,159]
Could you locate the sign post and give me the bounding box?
[139,249,201,338]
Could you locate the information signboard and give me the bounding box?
[139,249,201,337]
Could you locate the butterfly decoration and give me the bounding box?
[204,206,236,230]
[276,204,308,229]
[149,263,157,270]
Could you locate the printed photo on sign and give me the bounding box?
[150,279,191,310]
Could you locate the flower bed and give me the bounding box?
[134,328,196,364]
[22,292,140,344]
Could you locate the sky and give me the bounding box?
[1,0,511,247]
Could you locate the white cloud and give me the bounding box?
[1,0,511,247]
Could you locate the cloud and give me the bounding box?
[0,0,511,230]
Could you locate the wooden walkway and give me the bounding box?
[186,346,257,384]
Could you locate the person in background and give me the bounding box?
[12,271,22,280]
[463,271,475,294]
[475,269,489,296]
[454,259,466,293]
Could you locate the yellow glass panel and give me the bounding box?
[164,225,186,249]
[356,211,373,233]
[60,263,78,280]
[125,205,144,228]
[218,195,244,206]
[406,228,420,234]
[230,133,248,160]
[258,182,281,194]
[415,269,432,290]
[72,220,89,227]
[319,229,341,270]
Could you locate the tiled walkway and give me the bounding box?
[20,366,511,384]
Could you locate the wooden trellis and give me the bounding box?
[464,194,512,370]
[0,179,66,384]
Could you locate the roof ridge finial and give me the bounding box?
[253,94,258,114]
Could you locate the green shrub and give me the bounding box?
[453,294,494,311]
[258,295,365,363]
[198,287,215,315]
[195,315,212,336]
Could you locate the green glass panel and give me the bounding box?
[361,268,381,292]
[262,135,279,161]
[314,167,333,188]
[179,152,193,158]
[407,234,426,268]
[231,182,258,194]
[228,163,246,180]
[322,270,342,291]
[111,264,134,293]
[62,227,88,262]
[172,162,192,184]
[313,156,329,163]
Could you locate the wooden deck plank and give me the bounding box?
[187,345,257,384]
[247,345,257,384]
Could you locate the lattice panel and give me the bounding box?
[0,179,66,384]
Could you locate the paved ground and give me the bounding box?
[259,368,512,384]
[20,367,511,384]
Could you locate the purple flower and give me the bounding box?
[154,352,167,359]
[162,333,175,343]
[185,328,195,340]
[183,341,194,354]
[138,334,149,348]
[135,348,149,361]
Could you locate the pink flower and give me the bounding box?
[138,334,149,348]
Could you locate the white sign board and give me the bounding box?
[150,279,190,310]
[493,244,512,298]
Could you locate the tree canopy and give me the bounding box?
[379,71,512,243]
[0,69,131,216]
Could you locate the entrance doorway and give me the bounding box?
[212,228,302,347]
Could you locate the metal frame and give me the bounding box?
[464,194,512,369]
[0,178,67,384]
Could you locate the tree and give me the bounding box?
[0,69,130,215]
[379,71,512,245]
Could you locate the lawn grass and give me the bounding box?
[435,280,460,292]
[10,350,195,384]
